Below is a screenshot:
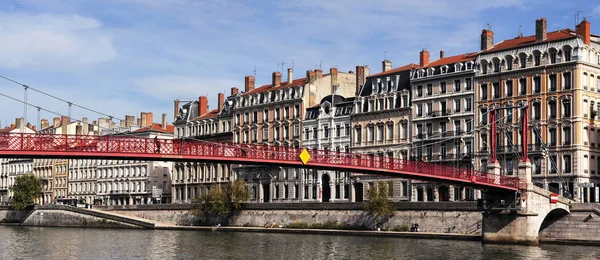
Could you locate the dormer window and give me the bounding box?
[466,61,473,70]
[454,63,462,72]
[441,65,448,74]
[428,68,435,76]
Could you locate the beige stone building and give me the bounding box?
[475,18,600,202]
[350,61,414,201]
[233,67,362,202]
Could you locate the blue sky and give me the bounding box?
[0,0,599,128]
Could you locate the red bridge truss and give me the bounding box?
[0,133,519,191]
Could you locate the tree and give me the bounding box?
[192,179,250,223]
[11,174,42,210]
[364,182,395,231]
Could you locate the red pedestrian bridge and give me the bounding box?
[0,133,519,191]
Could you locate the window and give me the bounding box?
[550,51,557,64]
[549,128,557,146]
[284,125,289,139]
[387,124,393,141]
[564,48,571,61]
[377,125,384,141]
[335,125,341,137]
[549,74,557,91]
[368,126,375,142]
[533,157,542,174]
[534,52,541,66]
[294,124,299,137]
[466,78,472,90]
[263,110,269,122]
[417,104,423,117]
[313,127,317,139]
[481,108,488,125]
[519,78,526,95]
[506,56,513,70]
[493,59,500,72]
[275,108,280,120]
[466,121,472,134]
[482,61,488,74]
[274,127,280,140]
[549,100,557,119]
[507,158,514,175]
[584,72,589,89]
[563,72,571,89]
[355,128,362,143]
[454,80,461,92]
[253,111,258,123]
[417,85,423,97]
[481,84,488,100]
[564,155,571,173]
[441,82,446,93]
[563,100,571,117]
[440,122,447,137]
[402,123,408,139]
[284,106,289,119]
[427,84,433,95]
[417,124,423,139]
[550,155,558,173]
[454,99,461,112]
[294,104,300,118]
[533,76,541,93]
[304,128,309,140]
[345,124,350,136]
[563,127,571,145]
[466,98,472,111]
[426,123,433,137]
[236,114,240,125]
[324,125,329,138]
[454,120,461,135]
[252,129,257,142]
[506,80,513,97]
[519,54,526,68]
[244,113,249,124]
[493,82,500,98]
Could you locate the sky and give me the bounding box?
[0,0,599,128]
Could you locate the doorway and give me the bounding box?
[439,186,450,201]
[321,174,331,202]
[263,183,270,203]
[354,183,364,202]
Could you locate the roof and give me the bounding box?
[131,123,174,134]
[241,74,330,96]
[420,53,477,69]
[0,127,15,133]
[368,63,419,78]
[481,29,578,54]
[192,109,219,121]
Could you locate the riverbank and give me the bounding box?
[154,224,482,241]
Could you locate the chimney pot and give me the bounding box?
[173,99,180,121]
[244,76,255,92]
[231,87,239,96]
[535,18,547,41]
[419,49,430,67]
[315,69,323,78]
[162,113,167,128]
[440,50,445,59]
[382,60,392,72]
[53,117,60,127]
[306,70,316,84]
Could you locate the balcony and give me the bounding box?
[528,144,542,152]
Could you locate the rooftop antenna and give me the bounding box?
[281,61,286,71]
[253,67,256,78]
[487,23,492,30]
[384,50,388,60]
[518,25,523,37]
[292,59,295,70]
[319,61,322,70]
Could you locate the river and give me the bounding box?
[0,226,599,259]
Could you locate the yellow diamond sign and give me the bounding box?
[299,149,311,165]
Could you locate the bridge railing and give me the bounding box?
[0,133,519,190]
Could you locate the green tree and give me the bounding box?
[11,174,42,210]
[192,179,250,222]
[364,182,395,231]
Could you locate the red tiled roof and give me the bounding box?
[241,74,331,96]
[420,53,477,69]
[368,63,419,78]
[132,123,174,134]
[481,29,577,54]
[0,127,15,133]
[192,109,219,121]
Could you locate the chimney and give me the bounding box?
[75,124,83,135]
[576,18,591,45]
[32,126,36,131]
[15,118,24,131]
[287,68,293,85]
[125,115,135,126]
[146,113,153,127]
[141,112,148,127]
[315,69,323,78]
[136,118,141,126]
[382,60,392,72]
[41,119,49,129]
[162,113,167,128]
[244,76,255,92]
[26,122,31,129]
[199,96,208,116]
[231,87,239,95]
[330,68,339,92]
[355,65,369,96]
[481,29,494,51]
[173,99,180,120]
[535,18,547,41]
[82,117,88,124]
[419,49,430,67]
[53,117,60,127]
[440,50,445,59]
[120,120,126,127]
[306,70,316,84]
[88,124,94,134]
[60,116,69,134]
[272,72,282,87]
[218,93,225,112]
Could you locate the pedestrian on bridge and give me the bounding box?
[154,137,161,153]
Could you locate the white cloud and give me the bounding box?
[0,13,116,70]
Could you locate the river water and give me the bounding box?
[0,226,599,260]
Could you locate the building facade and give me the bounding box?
[351,61,413,202]
[0,118,36,204]
[474,18,600,202]
[410,50,479,202]
[302,94,355,202]
[233,67,362,203]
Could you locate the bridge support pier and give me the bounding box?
[482,161,571,245]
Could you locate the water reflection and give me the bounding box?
[1,226,600,259]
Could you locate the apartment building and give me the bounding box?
[474,18,600,202]
[351,61,414,202]
[410,50,479,201]
[0,118,36,204]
